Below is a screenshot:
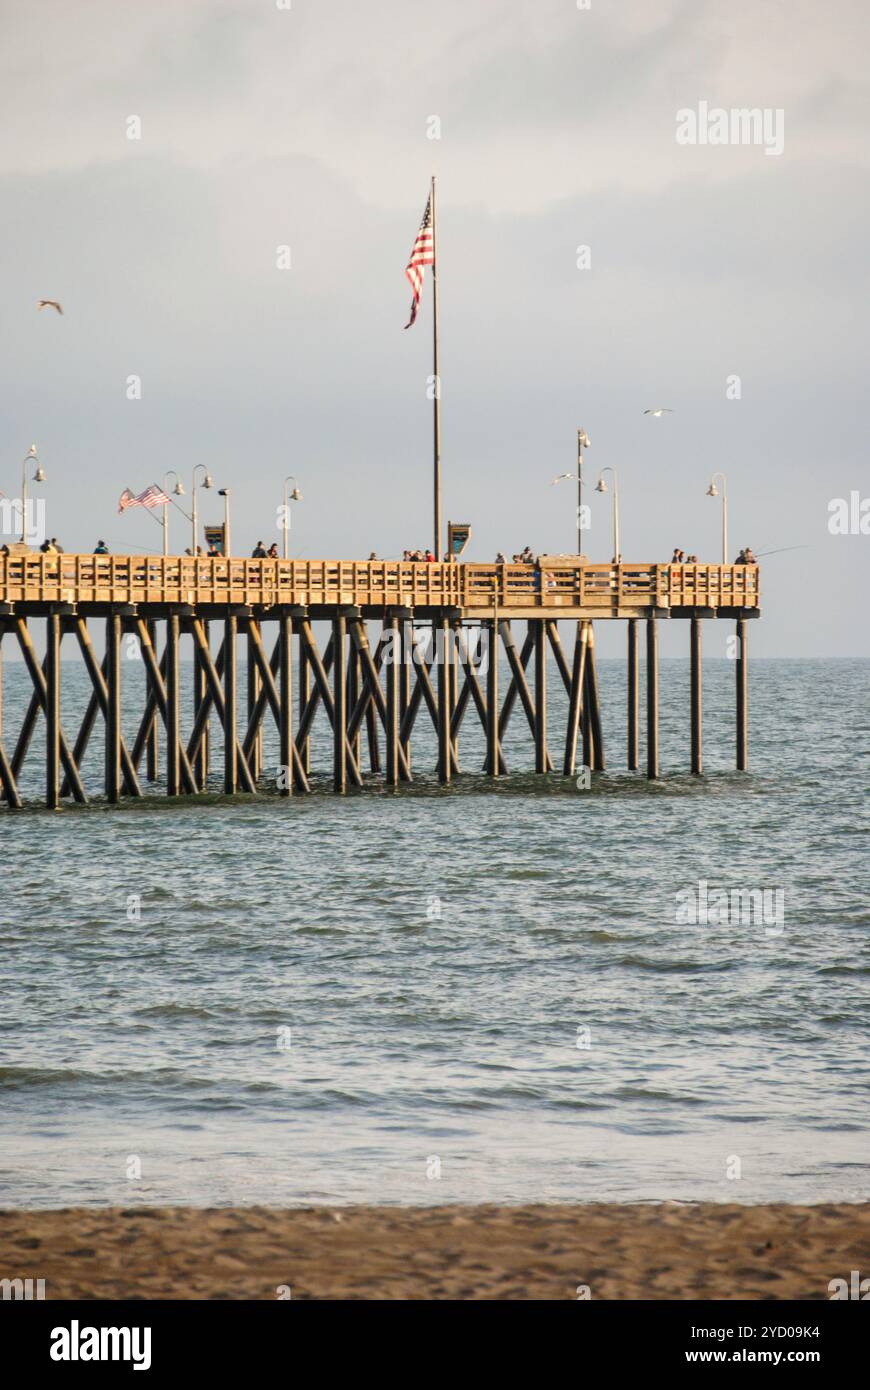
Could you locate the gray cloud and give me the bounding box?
[0,0,867,655]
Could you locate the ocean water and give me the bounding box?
[0,649,868,1208]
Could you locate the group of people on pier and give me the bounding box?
[670,546,756,565]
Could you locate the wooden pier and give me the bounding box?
[0,553,759,809]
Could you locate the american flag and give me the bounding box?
[404,193,434,329]
[139,483,170,509]
[118,483,170,513]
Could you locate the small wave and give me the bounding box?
[134,1004,216,1020]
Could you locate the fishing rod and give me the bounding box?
[755,545,810,558]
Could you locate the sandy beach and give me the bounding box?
[2,1203,867,1300]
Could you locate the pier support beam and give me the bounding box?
[15,618,86,805]
[46,612,61,810]
[193,619,209,790]
[627,619,639,771]
[247,619,262,784]
[690,616,702,775]
[385,612,400,787]
[223,613,238,794]
[436,617,452,784]
[402,623,413,772]
[278,613,293,797]
[534,620,548,773]
[166,612,181,797]
[584,624,605,771]
[333,614,347,793]
[298,635,311,776]
[347,639,361,769]
[146,619,159,782]
[0,629,22,809]
[736,617,748,771]
[646,617,659,780]
[563,622,587,776]
[0,628,21,806]
[486,618,499,778]
[105,611,122,804]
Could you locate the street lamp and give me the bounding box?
[282,475,303,560]
[706,472,728,564]
[21,445,45,545]
[191,464,213,556]
[577,429,590,555]
[162,470,185,556]
[594,467,621,562]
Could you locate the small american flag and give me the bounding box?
[138,483,170,509]
[118,483,170,513]
[404,193,434,329]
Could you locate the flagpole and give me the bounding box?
[431,174,442,560]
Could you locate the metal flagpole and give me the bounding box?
[431,175,441,560]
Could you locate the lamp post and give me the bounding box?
[162,470,185,556]
[282,475,303,560]
[594,466,621,562]
[577,429,590,555]
[21,445,46,545]
[217,488,231,556]
[706,472,728,564]
[191,464,213,556]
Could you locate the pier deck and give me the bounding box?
[0,556,759,809]
[0,555,759,619]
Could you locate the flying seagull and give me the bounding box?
[551,471,574,485]
[37,299,63,315]
[643,407,672,416]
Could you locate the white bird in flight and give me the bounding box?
[643,406,672,416]
[37,299,63,315]
[551,471,574,485]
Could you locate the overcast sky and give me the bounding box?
[1,0,867,655]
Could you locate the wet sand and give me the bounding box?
[1,1203,866,1300]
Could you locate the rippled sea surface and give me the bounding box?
[0,653,868,1208]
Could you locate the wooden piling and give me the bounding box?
[46,612,61,809]
[563,622,587,776]
[105,611,122,804]
[436,617,452,784]
[736,618,748,771]
[146,619,159,782]
[400,620,412,771]
[627,618,639,771]
[347,639,361,768]
[193,618,210,790]
[646,616,659,780]
[0,628,22,809]
[298,635,311,775]
[690,616,702,775]
[166,612,181,797]
[246,619,262,784]
[385,612,400,786]
[333,614,347,793]
[584,624,605,771]
[224,613,238,794]
[486,618,499,778]
[534,619,548,773]
[279,612,293,796]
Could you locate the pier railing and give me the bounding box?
[0,555,759,612]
